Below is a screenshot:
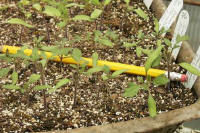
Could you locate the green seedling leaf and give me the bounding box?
[3,84,21,90]
[164,38,171,47]
[31,47,40,62]
[87,66,103,75]
[111,69,128,78]
[141,48,152,56]
[19,0,30,5]
[41,45,58,52]
[7,18,34,28]
[152,56,161,67]
[148,95,157,117]
[94,30,103,37]
[104,0,111,6]
[123,42,137,48]
[72,48,82,63]
[0,54,12,62]
[54,78,70,90]
[90,0,100,5]
[34,85,52,91]
[153,74,169,86]
[176,35,189,44]
[0,5,9,11]
[66,3,85,8]
[92,52,98,67]
[105,29,119,41]
[43,6,61,17]
[137,76,143,83]
[179,62,200,76]
[145,45,163,73]
[156,40,162,46]
[0,68,10,78]
[40,59,47,68]
[134,8,149,20]
[57,21,67,28]
[73,15,91,21]
[101,75,109,81]
[123,82,141,97]
[11,71,18,85]
[154,18,159,34]
[102,65,110,74]
[99,38,114,47]
[33,3,41,11]
[79,60,89,73]
[28,74,40,84]
[70,64,78,69]
[137,30,144,39]
[124,0,130,5]
[90,9,102,19]
[136,47,142,57]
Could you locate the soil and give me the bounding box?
[0,0,198,132]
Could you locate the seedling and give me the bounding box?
[73,8,103,30]
[41,38,71,72]
[123,45,167,117]
[70,48,88,107]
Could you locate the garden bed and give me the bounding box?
[0,0,198,132]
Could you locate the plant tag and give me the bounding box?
[143,0,153,9]
[159,0,183,31]
[171,10,189,59]
[184,47,200,89]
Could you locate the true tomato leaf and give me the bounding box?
[179,62,200,76]
[11,71,18,85]
[90,9,102,20]
[54,78,70,90]
[72,48,82,63]
[148,95,157,117]
[145,45,163,73]
[123,82,141,97]
[134,8,149,20]
[87,66,103,75]
[43,6,61,17]
[7,18,34,28]
[92,52,98,67]
[3,84,21,90]
[28,74,40,84]
[0,68,10,78]
[73,15,91,21]
[153,74,169,86]
[111,69,128,78]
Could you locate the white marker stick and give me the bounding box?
[184,46,200,89]
[143,0,153,9]
[159,0,183,32]
[171,10,189,59]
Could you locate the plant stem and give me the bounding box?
[167,49,173,89]
[73,70,79,108]
[40,65,47,109]
[60,55,63,73]
[45,17,50,43]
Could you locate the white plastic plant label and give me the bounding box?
[159,0,183,31]
[184,46,200,89]
[143,0,153,9]
[171,10,189,59]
